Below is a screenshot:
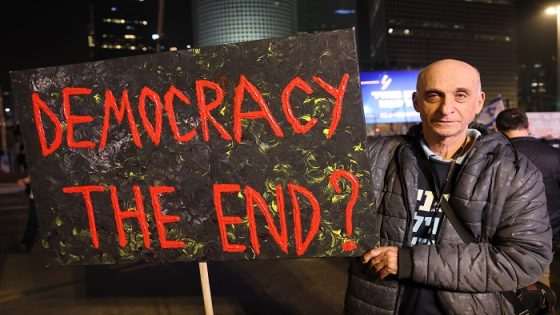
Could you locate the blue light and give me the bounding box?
[334,9,356,15]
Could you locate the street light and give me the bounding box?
[545,4,560,110]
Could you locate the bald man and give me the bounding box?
[344,59,552,314]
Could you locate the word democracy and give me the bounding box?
[31,73,350,157]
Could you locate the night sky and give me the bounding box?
[0,0,192,93]
[0,1,91,90]
[518,0,557,64]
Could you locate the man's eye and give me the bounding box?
[455,93,468,101]
[426,93,440,101]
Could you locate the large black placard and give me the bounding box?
[10,29,376,265]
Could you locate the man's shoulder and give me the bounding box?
[367,135,414,152]
[467,132,521,167]
[472,131,511,152]
[366,135,416,169]
[512,137,560,154]
[511,136,543,146]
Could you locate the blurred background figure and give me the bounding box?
[15,175,36,252]
[496,108,560,292]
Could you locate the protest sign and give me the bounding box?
[526,112,560,139]
[10,29,375,265]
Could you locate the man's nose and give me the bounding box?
[438,96,455,115]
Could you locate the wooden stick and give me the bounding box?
[198,261,214,315]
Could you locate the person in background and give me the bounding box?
[496,108,560,291]
[16,175,37,252]
[344,59,552,314]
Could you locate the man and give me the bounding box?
[496,108,560,289]
[17,175,37,252]
[345,59,552,314]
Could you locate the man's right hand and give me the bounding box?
[362,246,399,280]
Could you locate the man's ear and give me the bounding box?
[412,91,420,112]
[475,91,485,114]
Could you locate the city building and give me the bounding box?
[89,0,160,60]
[518,63,555,112]
[191,0,297,47]
[517,0,559,112]
[364,0,518,107]
[297,0,357,35]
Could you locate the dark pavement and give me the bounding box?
[0,176,350,315]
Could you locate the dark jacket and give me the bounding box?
[510,136,560,248]
[345,126,552,315]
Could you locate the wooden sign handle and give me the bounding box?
[198,261,214,315]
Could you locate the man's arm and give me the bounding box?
[404,157,552,293]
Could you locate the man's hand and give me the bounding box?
[362,246,398,279]
[16,176,30,187]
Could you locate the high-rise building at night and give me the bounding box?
[364,0,518,107]
[191,0,297,47]
[518,63,554,111]
[89,0,160,60]
[296,0,370,64]
[297,0,357,34]
[517,0,558,112]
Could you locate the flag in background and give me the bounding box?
[476,95,505,128]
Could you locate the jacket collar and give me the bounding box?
[419,129,482,164]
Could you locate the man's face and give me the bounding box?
[413,60,485,142]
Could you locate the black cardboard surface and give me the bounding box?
[10,29,376,265]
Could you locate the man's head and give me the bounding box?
[413,59,485,145]
[495,108,530,138]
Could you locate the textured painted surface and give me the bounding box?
[10,29,376,265]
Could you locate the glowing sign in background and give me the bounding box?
[360,70,420,124]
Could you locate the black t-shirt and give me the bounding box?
[399,157,462,315]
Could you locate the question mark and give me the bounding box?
[329,169,359,252]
